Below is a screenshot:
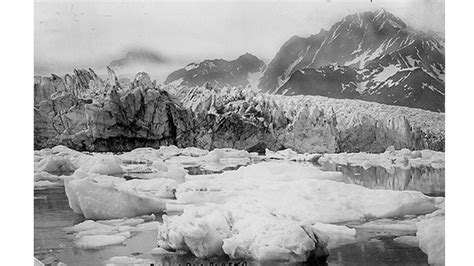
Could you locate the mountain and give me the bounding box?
[164,53,266,88]
[258,8,445,112]
[109,48,167,69]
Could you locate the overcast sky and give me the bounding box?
[35,0,444,76]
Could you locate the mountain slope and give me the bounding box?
[259,9,445,112]
[164,53,266,88]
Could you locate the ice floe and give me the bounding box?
[319,147,445,170]
[34,145,445,263]
[265,148,320,161]
[64,177,167,219]
[75,154,124,175]
[393,235,419,247]
[35,155,75,174]
[104,256,155,266]
[156,161,441,261]
[65,216,158,250]
[416,205,445,265]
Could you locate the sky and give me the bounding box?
[34,0,445,78]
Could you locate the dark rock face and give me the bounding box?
[164,53,266,88]
[258,9,445,112]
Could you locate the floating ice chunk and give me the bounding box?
[135,221,160,231]
[34,180,62,188]
[265,148,320,161]
[35,155,76,174]
[117,178,178,199]
[64,220,115,233]
[161,164,187,182]
[64,178,166,219]
[181,147,209,157]
[416,214,445,265]
[393,236,419,247]
[152,160,169,171]
[34,171,62,182]
[65,217,159,250]
[157,145,181,158]
[157,206,232,258]
[51,145,82,157]
[157,204,329,262]
[354,218,418,232]
[223,218,325,262]
[203,148,250,162]
[319,149,444,170]
[151,247,186,255]
[175,162,438,224]
[175,162,343,205]
[118,147,160,164]
[104,256,155,266]
[75,231,131,249]
[311,222,356,249]
[75,154,123,175]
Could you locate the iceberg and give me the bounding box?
[416,214,445,265]
[156,161,440,261]
[174,162,439,223]
[35,155,76,174]
[319,148,445,170]
[265,148,320,162]
[104,256,155,266]
[64,217,159,250]
[64,177,166,219]
[157,204,329,261]
[75,232,131,249]
[75,154,124,175]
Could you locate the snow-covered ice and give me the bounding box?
[319,147,445,170]
[64,177,167,219]
[393,236,419,247]
[156,160,441,261]
[35,155,75,174]
[104,256,155,266]
[34,145,444,263]
[416,209,445,265]
[64,216,159,250]
[75,154,124,175]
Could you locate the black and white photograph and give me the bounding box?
[20,0,453,265]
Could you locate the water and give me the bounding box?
[34,161,442,265]
[318,162,444,197]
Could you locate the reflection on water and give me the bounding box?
[34,187,84,263]
[319,162,445,197]
[328,236,428,265]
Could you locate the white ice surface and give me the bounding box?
[64,177,166,219]
[65,217,158,250]
[157,161,440,261]
[416,212,445,265]
[104,256,155,266]
[319,147,445,170]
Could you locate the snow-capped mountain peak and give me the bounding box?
[258,9,444,112]
[165,53,266,89]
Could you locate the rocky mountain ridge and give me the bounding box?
[255,9,445,112]
[164,53,266,89]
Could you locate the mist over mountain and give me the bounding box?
[109,48,167,69]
